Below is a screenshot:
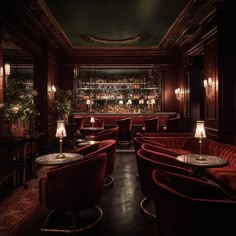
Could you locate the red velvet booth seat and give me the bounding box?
[142,118,159,133]
[39,153,107,233]
[74,139,117,187]
[136,149,193,218]
[135,132,193,137]
[140,136,236,193]
[152,169,236,236]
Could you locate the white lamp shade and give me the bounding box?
[55,120,67,137]
[194,121,206,138]
[4,63,10,75]
[90,116,95,123]
[127,99,132,105]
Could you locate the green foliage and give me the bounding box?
[54,88,73,118]
[1,80,38,122]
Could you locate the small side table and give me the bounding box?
[177,154,228,177]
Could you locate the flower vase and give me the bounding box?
[10,119,30,137]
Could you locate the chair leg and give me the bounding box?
[104,175,114,188]
[41,206,103,233]
[140,197,156,219]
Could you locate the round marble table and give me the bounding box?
[177,154,228,177]
[35,153,84,166]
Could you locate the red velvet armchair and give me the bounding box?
[152,169,236,236]
[74,139,117,187]
[136,149,193,218]
[94,127,118,141]
[142,118,159,132]
[39,152,107,233]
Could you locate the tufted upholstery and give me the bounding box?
[152,169,236,236]
[135,132,193,137]
[143,136,236,192]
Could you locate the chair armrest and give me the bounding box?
[74,143,100,156]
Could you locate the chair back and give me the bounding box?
[116,118,132,132]
[136,149,192,199]
[40,153,107,211]
[141,143,189,168]
[86,139,117,175]
[143,118,159,132]
[94,128,118,141]
[152,169,236,236]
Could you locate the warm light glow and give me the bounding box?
[90,116,95,123]
[203,77,214,100]
[151,98,155,104]
[119,100,124,105]
[52,85,56,92]
[175,88,183,101]
[55,120,67,137]
[194,121,206,138]
[127,99,132,105]
[139,99,144,104]
[86,99,91,105]
[4,63,10,75]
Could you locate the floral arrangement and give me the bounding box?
[1,80,38,123]
[54,88,73,119]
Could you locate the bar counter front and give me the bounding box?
[73,112,177,137]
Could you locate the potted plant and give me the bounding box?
[54,88,73,122]
[0,80,38,137]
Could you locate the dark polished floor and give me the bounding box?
[14,146,159,236]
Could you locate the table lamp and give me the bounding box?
[90,116,95,127]
[55,120,67,158]
[194,120,206,160]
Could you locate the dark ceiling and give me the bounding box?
[45,0,190,48]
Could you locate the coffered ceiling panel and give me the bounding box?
[45,0,190,47]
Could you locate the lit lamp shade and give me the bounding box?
[127,99,132,105]
[90,116,95,123]
[194,121,206,138]
[119,100,124,105]
[151,98,155,104]
[55,120,67,137]
[4,63,10,75]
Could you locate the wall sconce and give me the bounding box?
[55,120,67,158]
[51,85,56,92]
[48,85,57,93]
[203,77,214,100]
[175,88,183,101]
[0,63,11,87]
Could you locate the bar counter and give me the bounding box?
[73,112,177,132]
